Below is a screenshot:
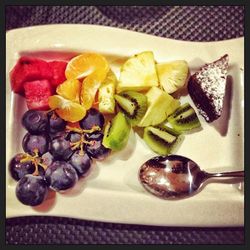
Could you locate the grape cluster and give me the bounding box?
[9,108,111,206]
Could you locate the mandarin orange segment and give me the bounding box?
[65,53,110,80]
[80,69,109,110]
[56,79,81,103]
[48,95,86,122]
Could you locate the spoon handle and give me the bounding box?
[206,171,244,178]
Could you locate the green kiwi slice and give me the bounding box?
[114,91,147,126]
[167,103,201,132]
[102,112,131,151]
[143,125,183,155]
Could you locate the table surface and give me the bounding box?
[5,5,244,245]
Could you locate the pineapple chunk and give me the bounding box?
[138,87,180,127]
[156,60,189,94]
[116,51,159,93]
[98,70,117,114]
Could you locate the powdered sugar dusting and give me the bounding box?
[194,55,229,117]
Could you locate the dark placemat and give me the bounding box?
[6,216,244,245]
[6,6,244,41]
[5,6,244,245]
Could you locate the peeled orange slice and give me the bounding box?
[56,79,81,103]
[48,95,86,122]
[65,53,109,80]
[80,67,110,110]
[80,73,101,110]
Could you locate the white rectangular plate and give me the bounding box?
[6,24,244,227]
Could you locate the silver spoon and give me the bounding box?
[138,155,244,200]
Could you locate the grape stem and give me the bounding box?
[20,149,48,176]
[66,124,100,154]
[66,125,101,134]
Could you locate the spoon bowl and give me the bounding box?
[139,155,244,200]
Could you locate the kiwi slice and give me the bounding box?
[102,112,131,151]
[143,125,183,155]
[114,91,147,126]
[167,103,201,132]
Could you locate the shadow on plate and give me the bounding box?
[60,161,100,197]
[211,75,233,136]
[100,129,137,164]
[32,189,57,213]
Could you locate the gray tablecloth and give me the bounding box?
[6,5,244,245]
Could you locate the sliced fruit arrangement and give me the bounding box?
[138,86,180,127]
[116,51,159,93]
[24,79,53,110]
[10,56,53,95]
[56,79,81,103]
[103,112,131,151]
[167,103,201,132]
[156,60,189,94]
[143,125,184,155]
[9,108,110,206]
[65,52,109,80]
[114,91,147,126]
[48,95,86,123]
[98,70,117,114]
[8,50,207,207]
[65,52,110,111]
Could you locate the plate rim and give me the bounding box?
[6,24,244,226]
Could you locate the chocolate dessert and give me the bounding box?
[188,54,229,123]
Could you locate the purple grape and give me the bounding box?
[41,152,54,167]
[67,132,82,143]
[69,150,92,177]
[85,133,110,160]
[22,133,50,156]
[22,110,48,134]
[79,108,104,130]
[45,161,78,191]
[50,137,74,161]
[9,153,35,181]
[48,111,66,133]
[16,174,48,206]
[49,130,68,140]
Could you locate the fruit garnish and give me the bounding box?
[23,79,53,110]
[48,61,67,87]
[143,125,184,155]
[116,51,159,93]
[98,70,117,114]
[102,112,131,151]
[114,91,147,126]
[138,87,180,127]
[56,79,81,103]
[156,60,189,94]
[167,103,201,132]
[65,52,109,80]
[48,95,86,122]
[10,56,53,95]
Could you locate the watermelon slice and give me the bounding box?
[24,79,52,110]
[48,61,67,88]
[10,56,53,95]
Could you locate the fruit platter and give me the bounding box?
[6,25,244,226]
